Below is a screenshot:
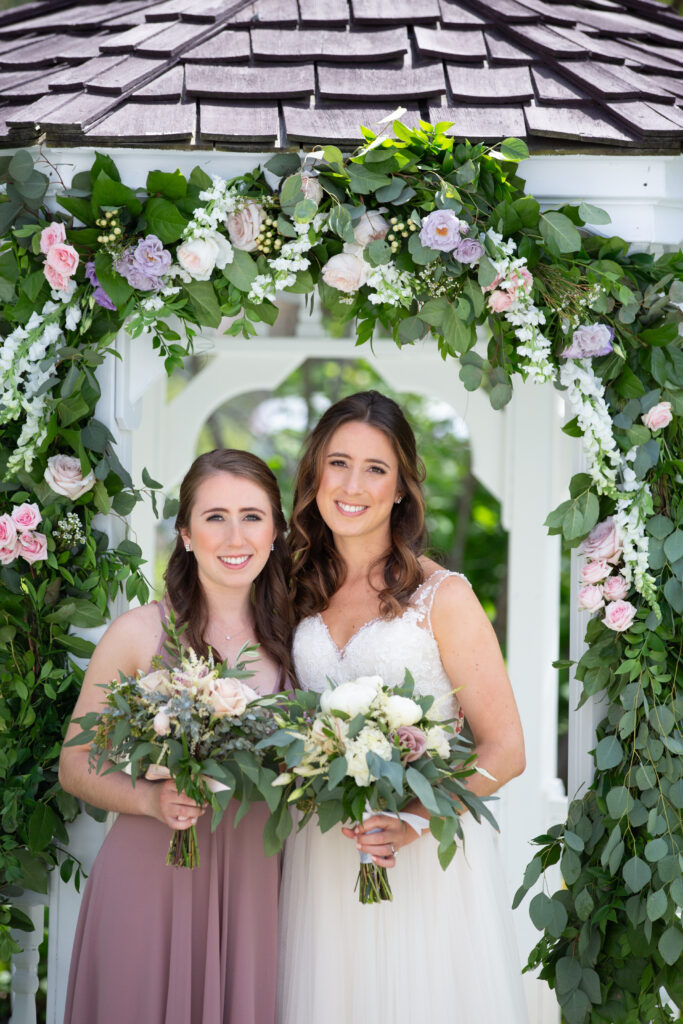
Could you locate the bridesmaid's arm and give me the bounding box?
[58,605,203,830]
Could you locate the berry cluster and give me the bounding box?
[95,210,123,245]
[255,216,283,256]
[385,216,418,253]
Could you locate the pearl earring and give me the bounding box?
[271,542,275,552]
[395,496,402,504]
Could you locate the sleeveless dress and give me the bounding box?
[277,570,529,1024]
[64,612,280,1024]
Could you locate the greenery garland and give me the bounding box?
[0,121,680,1022]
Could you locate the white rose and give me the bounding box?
[225,202,265,252]
[321,252,368,293]
[204,229,233,270]
[320,678,379,718]
[301,174,323,205]
[176,236,221,281]
[383,694,422,731]
[425,725,451,759]
[353,210,390,247]
[44,454,95,499]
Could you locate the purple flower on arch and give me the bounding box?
[85,261,117,311]
[561,323,614,359]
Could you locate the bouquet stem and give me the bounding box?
[166,825,199,869]
[356,862,393,904]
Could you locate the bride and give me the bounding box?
[278,390,529,1024]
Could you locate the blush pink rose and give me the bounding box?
[396,725,428,764]
[152,710,171,736]
[353,210,390,246]
[18,531,48,564]
[577,585,604,613]
[602,574,629,602]
[138,669,172,695]
[225,203,265,252]
[11,502,41,532]
[0,539,19,565]
[40,222,66,256]
[0,513,17,548]
[602,599,636,632]
[641,401,673,432]
[321,251,369,293]
[209,677,258,717]
[44,454,96,499]
[487,289,514,313]
[301,174,323,205]
[45,243,79,278]
[510,266,533,295]
[44,262,69,291]
[581,517,623,564]
[580,559,610,584]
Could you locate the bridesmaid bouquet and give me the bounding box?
[261,672,497,903]
[67,620,283,868]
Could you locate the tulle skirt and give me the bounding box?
[277,813,529,1024]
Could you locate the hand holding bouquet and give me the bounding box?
[67,619,283,868]
[261,671,498,903]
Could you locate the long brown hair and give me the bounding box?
[164,449,293,681]
[289,391,426,623]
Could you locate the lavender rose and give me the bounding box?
[581,517,623,564]
[641,401,673,432]
[132,235,172,278]
[419,210,468,252]
[561,323,614,359]
[115,250,160,292]
[454,237,484,265]
[603,599,637,632]
[395,725,428,764]
[85,261,117,311]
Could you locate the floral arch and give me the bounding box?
[0,122,681,1024]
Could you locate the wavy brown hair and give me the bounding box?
[164,449,293,682]
[289,391,426,623]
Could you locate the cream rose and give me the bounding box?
[301,174,323,205]
[225,203,265,252]
[383,694,422,731]
[602,599,637,632]
[44,454,96,500]
[176,232,232,282]
[353,210,390,247]
[209,677,258,717]
[321,252,369,293]
[641,401,673,432]
[138,669,172,696]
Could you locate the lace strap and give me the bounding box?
[412,569,471,635]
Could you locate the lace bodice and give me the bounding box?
[292,569,468,730]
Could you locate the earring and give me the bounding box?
[395,496,402,504]
[185,543,191,552]
[271,542,275,552]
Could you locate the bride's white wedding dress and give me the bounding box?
[277,570,529,1024]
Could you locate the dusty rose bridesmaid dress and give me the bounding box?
[63,622,279,1024]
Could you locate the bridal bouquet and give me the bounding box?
[261,672,497,903]
[67,621,283,868]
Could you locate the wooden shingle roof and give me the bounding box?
[2,0,683,151]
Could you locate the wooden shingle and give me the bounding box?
[183,31,251,62]
[283,101,421,142]
[447,64,534,103]
[350,0,440,24]
[318,62,446,101]
[186,63,314,99]
[429,101,526,138]
[524,103,638,144]
[200,100,278,142]
[84,99,195,142]
[414,27,487,61]
[298,0,351,28]
[250,28,409,62]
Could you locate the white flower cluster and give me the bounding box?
[486,231,555,384]
[127,284,182,338]
[345,725,392,788]
[560,358,657,603]
[247,216,326,304]
[0,304,64,473]
[54,511,86,548]
[366,262,414,307]
[184,176,243,240]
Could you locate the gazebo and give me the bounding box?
[2,1,683,1022]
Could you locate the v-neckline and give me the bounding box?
[314,570,442,657]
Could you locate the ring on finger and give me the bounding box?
[391,843,397,857]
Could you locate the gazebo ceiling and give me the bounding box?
[2,0,683,151]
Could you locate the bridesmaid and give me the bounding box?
[59,449,292,1024]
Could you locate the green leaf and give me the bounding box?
[57,195,94,224]
[564,829,585,853]
[500,137,529,161]
[606,786,633,819]
[646,888,667,921]
[144,197,188,243]
[623,855,651,893]
[222,249,258,292]
[644,837,668,862]
[10,150,36,184]
[91,172,142,216]
[658,926,683,966]
[279,173,304,215]
[561,847,581,885]
[27,804,59,852]
[347,163,392,195]
[408,231,440,265]
[663,577,683,614]
[640,321,678,347]
[184,280,222,328]
[556,956,582,995]
[578,202,611,225]
[327,756,348,789]
[397,316,427,345]
[111,490,137,515]
[265,153,302,178]
[55,633,96,659]
[405,766,441,815]
[189,166,212,190]
[365,239,391,267]
[663,529,683,563]
[12,848,49,895]
[647,515,674,540]
[575,888,594,921]
[477,254,497,288]
[595,735,623,770]
[146,169,187,199]
[91,152,121,184]
[94,252,132,309]
[561,989,591,1024]
[539,212,582,254]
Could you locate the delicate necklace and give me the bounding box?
[223,623,253,641]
